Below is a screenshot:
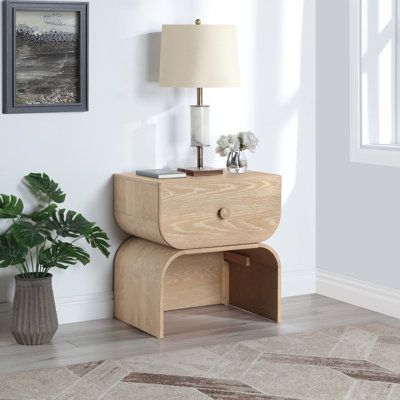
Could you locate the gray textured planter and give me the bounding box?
[11,274,58,345]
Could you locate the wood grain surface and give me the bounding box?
[113,174,167,245]
[114,171,281,249]
[229,245,281,322]
[114,238,281,338]
[164,253,223,311]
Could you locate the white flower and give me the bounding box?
[216,134,239,156]
[216,135,228,148]
[238,131,259,152]
[216,131,258,157]
[216,145,231,157]
[227,134,240,151]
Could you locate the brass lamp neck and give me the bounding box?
[197,88,203,106]
[197,146,203,169]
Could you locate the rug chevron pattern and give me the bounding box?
[1,321,400,399]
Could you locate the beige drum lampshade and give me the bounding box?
[159,24,240,88]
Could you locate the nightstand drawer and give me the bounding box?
[114,171,281,249]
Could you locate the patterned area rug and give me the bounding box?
[1,321,400,399]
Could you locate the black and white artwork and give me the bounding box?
[15,11,79,105]
[3,2,88,113]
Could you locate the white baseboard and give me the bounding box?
[0,291,114,326]
[282,268,316,297]
[56,292,114,324]
[317,269,400,319]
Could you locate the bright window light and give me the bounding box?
[360,0,398,147]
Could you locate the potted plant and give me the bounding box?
[0,173,110,345]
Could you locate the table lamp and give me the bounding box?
[159,19,240,176]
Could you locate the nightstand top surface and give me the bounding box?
[114,170,280,184]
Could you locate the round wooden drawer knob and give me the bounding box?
[218,207,230,219]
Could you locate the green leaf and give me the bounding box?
[0,235,28,268]
[0,194,24,219]
[11,221,49,248]
[25,203,58,222]
[85,225,110,257]
[39,241,90,270]
[24,173,66,204]
[49,209,95,238]
[49,209,110,257]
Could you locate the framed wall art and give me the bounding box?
[3,1,88,113]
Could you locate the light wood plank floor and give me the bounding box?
[0,294,399,375]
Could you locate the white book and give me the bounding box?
[136,169,187,179]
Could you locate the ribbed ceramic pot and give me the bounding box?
[11,274,58,345]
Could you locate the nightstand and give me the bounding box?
[113,171,281,338]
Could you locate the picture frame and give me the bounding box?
[2,1,88,114]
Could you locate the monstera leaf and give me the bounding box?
[49,209,94,237]
[25,204,58,222]
[0,173,110,276]
[49,209,110,256]
[39,241,90,269]
[84,225,110,257]
[24,173,66,204]
[0,235,28,268]
[0,194,23,219]
[11,221,49,248]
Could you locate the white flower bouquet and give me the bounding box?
[216,131,259,157]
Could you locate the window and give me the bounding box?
[350,0,400,166]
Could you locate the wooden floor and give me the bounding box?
[0,294,399,375]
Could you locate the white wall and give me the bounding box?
[0,0,316,324]
[316,0,400,317]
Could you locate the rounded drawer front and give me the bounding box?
[158,173,281,249]
[114,172,281,250]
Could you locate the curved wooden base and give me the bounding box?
[114,238,281,338]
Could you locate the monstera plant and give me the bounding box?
[0,173,110,345]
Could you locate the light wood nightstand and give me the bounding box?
[113,171,282,338]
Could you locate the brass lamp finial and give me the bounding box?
[195,18,201,25]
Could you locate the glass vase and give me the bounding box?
[226,150,247,173]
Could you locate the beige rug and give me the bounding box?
[1,321,400,399]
